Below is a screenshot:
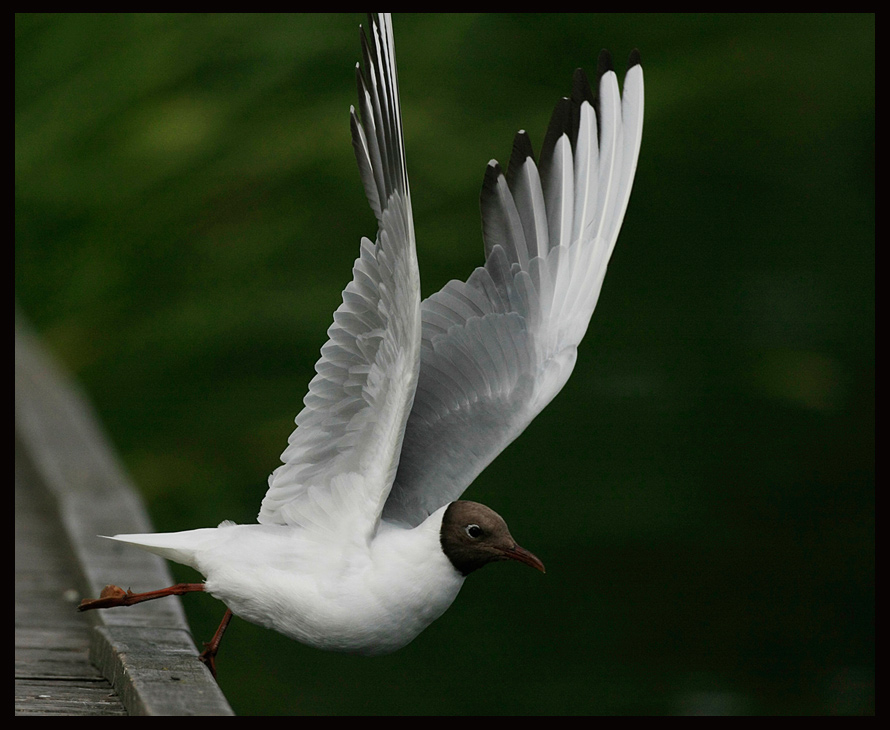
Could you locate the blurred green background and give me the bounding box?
[16,13,873,715]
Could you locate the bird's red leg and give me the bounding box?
[78,583,234,677]
[199,609,233,678]
[78,583,206,611]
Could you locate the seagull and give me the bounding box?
[79,13,644,676]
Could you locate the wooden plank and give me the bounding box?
[16,438,125,715]
[15,313,234,716]
[16,678,128,717]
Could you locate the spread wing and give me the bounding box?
[385,51,644,526]
[258,14,420,542]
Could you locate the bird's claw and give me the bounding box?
[199,644,219,678]
[78,584,131,611]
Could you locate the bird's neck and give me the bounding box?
[370,505,464,610]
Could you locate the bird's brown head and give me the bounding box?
[440,501,546,576]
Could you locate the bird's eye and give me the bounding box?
[465,524,483,538]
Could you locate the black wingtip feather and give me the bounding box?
[512,130,535,163]
[571,68,595,107]
[539,96,571,168]
[482,159,503,195]
[596,49,614,80]
[627,48,642,69]
[358,24,372,86]
[481,160,501,204]
[480,160,508,261]
[505,130,535,189]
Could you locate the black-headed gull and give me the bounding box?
[79,13,644,676]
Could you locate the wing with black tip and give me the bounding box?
[385,50,644,526]
[259,14,421,541]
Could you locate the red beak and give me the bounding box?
[501,543,546,573]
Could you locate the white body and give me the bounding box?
[114,505,462,654]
